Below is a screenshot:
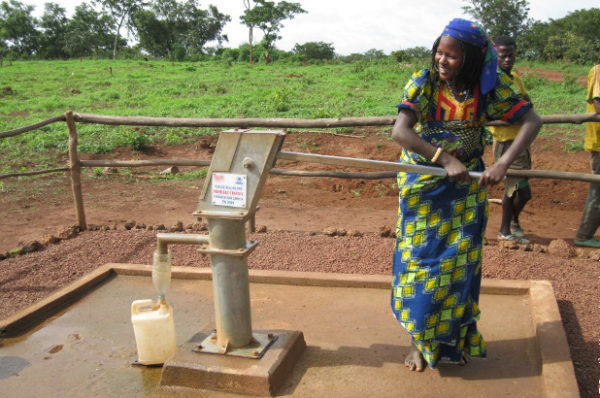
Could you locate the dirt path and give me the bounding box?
[0,129,598,397]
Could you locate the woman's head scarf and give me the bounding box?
[441,18,497,94]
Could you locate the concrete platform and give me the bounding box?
[0,264,579,397]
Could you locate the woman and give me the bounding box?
[391,18,541,372]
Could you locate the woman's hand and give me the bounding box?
[393,111,471,182]
[438,152,469,182]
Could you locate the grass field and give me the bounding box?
[0,59,591,175]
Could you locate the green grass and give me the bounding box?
[0,59,592,173]
[515,61,589,151]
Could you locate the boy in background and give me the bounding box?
[489,36,532,244]
[574,63,600,248]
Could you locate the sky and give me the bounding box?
[25,0,599,55]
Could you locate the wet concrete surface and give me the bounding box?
[0,267,578,397]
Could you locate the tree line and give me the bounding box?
[0,0,308,62]
[1,0,599,64]
[462,0,600,64]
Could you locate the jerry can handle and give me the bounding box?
[131,299,156,315]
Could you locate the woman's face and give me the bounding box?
[435,35,463,82]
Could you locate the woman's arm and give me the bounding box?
[392,109,470,181]
[480,108,542,185]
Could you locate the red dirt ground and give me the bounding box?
[517,66,588,87]
[0,128,598,397]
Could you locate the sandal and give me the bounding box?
[498,232,529,244]
[510,221,525,238]
[573,238,600,248]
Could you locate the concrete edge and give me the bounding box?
[0,263,116,337]
[529,280,580,398]
[108,263,531,294]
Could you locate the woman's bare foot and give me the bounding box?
[404,345,426,372]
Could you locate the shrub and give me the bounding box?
[119,130,148,151]
[293,42,335,61]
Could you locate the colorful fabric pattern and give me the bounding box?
[584,65,600,152]
[489,70,529,142]
[392,68,532,368]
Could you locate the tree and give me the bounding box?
[519,8,600,63]
[462,0,532,39]
[240,0,305,64]
[517,20,550,60]
[64,3,115,57]
[94,0,147,59]
[236,41,265,63]
[131,0,229,59]
[546,8,600,45]
[130,7,172,58]
[38,2,69,59]
[181,3,230,56]
[363,48,386,60]
[0,39,7,65]
[0,0,40,57]
[241,0,255,64]
[392,46,429,63]
[293,41,335,60]
[544,32,599,64]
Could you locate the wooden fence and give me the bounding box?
[2,111,600,231]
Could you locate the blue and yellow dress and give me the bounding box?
[392,68,531,368]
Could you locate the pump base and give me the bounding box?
[160,329,305,396]
[193,330,278,359]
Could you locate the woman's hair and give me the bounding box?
[431,35,485,89]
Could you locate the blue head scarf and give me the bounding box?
[441,18,497,94]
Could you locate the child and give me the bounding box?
[489,36,532,244]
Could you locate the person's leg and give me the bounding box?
[511,147,532,230]
[500,192,514,236]
[575,151,600,245]
[496,140,514,237]
[499,183,529,242]
[404,342,426,372]
[575,186,600,241]
[496,141,530,242]
[511,184,532,225]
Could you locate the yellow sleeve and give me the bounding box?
[511,72,527,96]
[585,65,600,152]
[588,65,600,102]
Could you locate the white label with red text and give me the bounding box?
[211,173,247,208]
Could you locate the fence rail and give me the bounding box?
[0,115,65,139]
[2,112,600,140]
[2,111,600,230]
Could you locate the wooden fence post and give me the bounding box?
[65,111,87,231]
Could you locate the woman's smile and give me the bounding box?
[435,35,463,82]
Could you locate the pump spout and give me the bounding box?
[156,233,210,255]
[153,233,210,299]
[153,250,172,299]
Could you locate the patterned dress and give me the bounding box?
[392,68,531,368]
